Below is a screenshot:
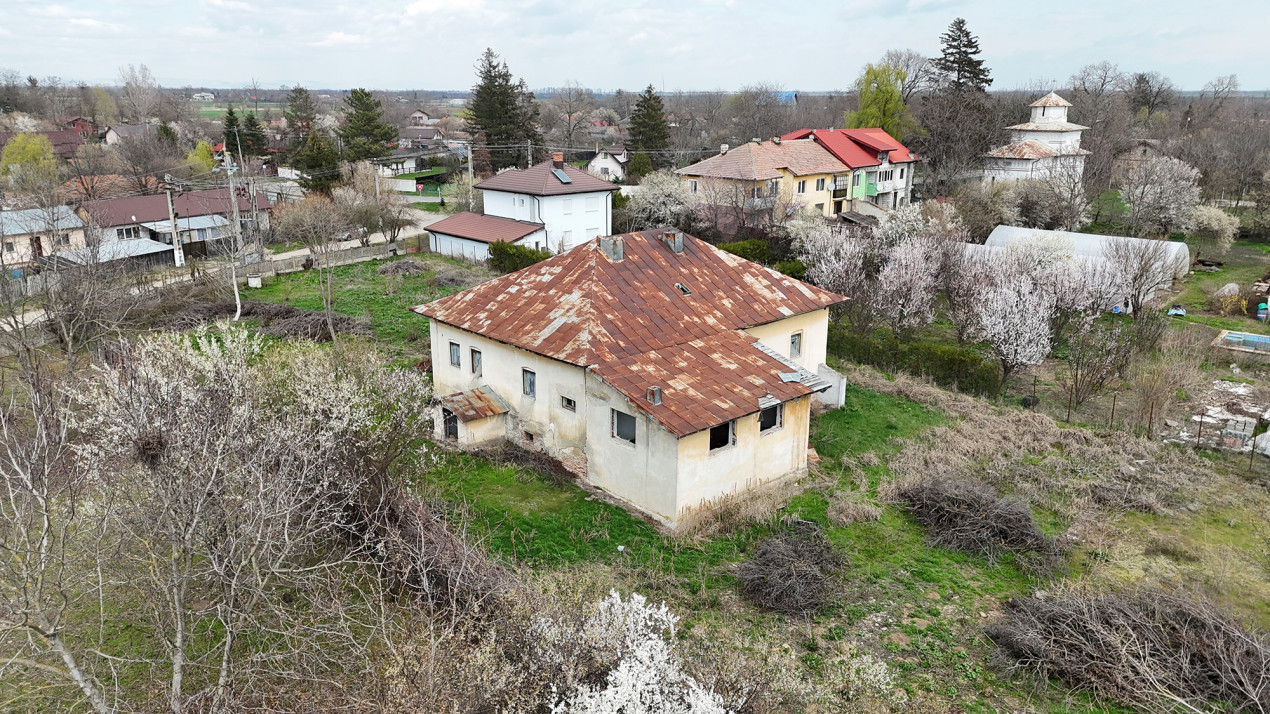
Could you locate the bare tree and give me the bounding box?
[116,64,159,124]
[725,84,791,142]
[544,82,595,153]
[1104,236,1184,316]
[273,196,351,343]
[881,49,937,102]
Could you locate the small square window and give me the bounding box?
[790,333,802,359]
[522,369,536,397]
[2,242,12,253]
[612,409,636,443]
[561,396,576,412]
[470,348,482,376]
[709,421,735,451]
[449,342,461,367]
[759,404,783,432]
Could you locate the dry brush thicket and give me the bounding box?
[736,521,845,616]
[157,299,371,340]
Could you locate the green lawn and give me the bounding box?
[393,168,447,180]
[410,201,445,212]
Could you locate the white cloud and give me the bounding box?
[312,31,369,47]
[69,17,121,31]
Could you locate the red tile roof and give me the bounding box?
[80,188,273,229]
[427,212,544,244]
[676,139,847,181]
[476,160,617,196]
[0,130,85,159]
[592,330,813,437]
[414,227,844,367]
[781,128,918,169]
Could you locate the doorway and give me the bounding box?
[442,408,458,440]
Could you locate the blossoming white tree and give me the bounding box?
[876,236,939,338]
[1121,156,1201,237]
[974,269,1055,395]
[626,170,693,231]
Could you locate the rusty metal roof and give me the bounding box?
[441,386,509,423]
[1029,92,1073,107]
[413,227,845,367]
[593,330,814,437]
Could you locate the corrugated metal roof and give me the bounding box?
[80,189,272,229]
[1029,92,1073,107]
[0,206,85,237]
[59,238,173,264]
[414,227,845,367]
[476,160,616,196]
[427,212,544,244]
[138,214,230,232]
[676,139,849,180]
[441,386,510,423]
[592,330,813,437]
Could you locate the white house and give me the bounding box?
[427,211,548,261]
[585,144,629,182]
[984,92,1091,183]
[414,227,848,529]
[191,92,215,102]
[476,153,616,253]
[408,109,431,126]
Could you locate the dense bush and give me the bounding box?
[489,240,552,273]
[987,586,1270,712]
[775,259,806,280]
[828,327,1000,397]
[737,522,843,615]
[718,238,770,264]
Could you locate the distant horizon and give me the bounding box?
[2,1,1267,94]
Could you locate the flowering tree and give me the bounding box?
[877,236,939,338]
[873,201,925,246]
[1103,236,1185,317]
[626,170,693,231]
[974,269,1055,394]
[798,225,883,334]
[1188,204,1240,259]
[1121,156,1201,237]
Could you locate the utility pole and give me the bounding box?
[226,171,243,321]
[466,141,474,211]
[166,190,185,268]
[526,139,532,169]
[248,176,261,256]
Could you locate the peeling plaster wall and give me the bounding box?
[743,308,830,372]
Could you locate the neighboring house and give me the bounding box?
[103,124,156,146]
[78,188,272,259]
[1111,139,1166,185]
[585,144,629,181]
[414,227,847,528]
[781,128,920,218]
[60,174,162,201]
[399,126,443,149]
[427,211,547,260]
[983,92,1091,184]
[55,115,99,138]
[476,153,616,253]
[408,109,431,126]
[0,206,88,271]
[0,130,85,159]
[675,138,851,228]
[191,92,216,102]
[371,148,435,176]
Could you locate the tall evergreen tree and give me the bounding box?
[294,132,340,193]
[466,48,542,171]
[337,88,396,162]
[932,18,992,93]
[283,85,318,150]
[240,112,268,156]
[222,104,240,153]
[629,85,670,164]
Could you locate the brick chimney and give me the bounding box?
[552,151,564,169]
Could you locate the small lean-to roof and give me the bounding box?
[441,386,510,423]
[60,238,173,264]
[413,227,845,367]
[476,160,617,196]
[676,139,848,180]
[592,330,815,437]
[1030,92,1073,108]
[427,212,544,244]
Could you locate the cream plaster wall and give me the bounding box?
[744,308,830,371]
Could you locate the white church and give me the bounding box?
[983,92,1090,183]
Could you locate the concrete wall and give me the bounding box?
[483,190,612,253]
[674,394,811,519]
[0,226,87,268]
[744,308,830,372]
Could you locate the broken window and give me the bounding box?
[561,396,576,412]
[470,348,482,376]
[790,332,802,359]
[612,409,636,444]
[449,342,461,367]
[709,421,735,451]
[522,368,536,397]
[759,404,783,432]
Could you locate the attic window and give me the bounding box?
[675,282,691,296]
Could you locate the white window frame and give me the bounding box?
[611,408,636,444]
[796,180,806,194]
[759,404,784,433]
[708,420,736,452]
[561,396,576,412]
[790,332,802,359]
[689,179,698,194]
[815,177,826,191]
[449,342,461,367]
[470,348,482,376]
[522,368,536,397]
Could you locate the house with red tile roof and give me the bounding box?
[413,226,847,528]
[780,128,919,215]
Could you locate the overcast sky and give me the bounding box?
[2,0,1267,93]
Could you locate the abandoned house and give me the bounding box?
[413,227,847,528]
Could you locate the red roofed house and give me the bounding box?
[983,92,1090,184]
[474,152,616,253]
[414,227,848,528]
[0,130,85,159]
[427,211,547,260]
[781,128,920,216]
[77,187,273,261]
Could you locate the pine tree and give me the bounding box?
[466,48,541,171]
[222,104,240,152]
[337,88,396,162]
[629,85,670,163]
[294,132,340,193]
[284,85,318,150]
[932,18,992,93]
[240,112,268,156]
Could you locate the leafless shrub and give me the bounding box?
[376,258,429,277]
[987,585,1270,712]
[432,267,480,289]
[737,522,844,615]
[890,476,1061,567]
[827,492,883,526]
[473,442,577,488]
[259,312,371,341]
[158,300,370,341]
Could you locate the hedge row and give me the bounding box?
[489,241,552,274]
[828,328,1000,397]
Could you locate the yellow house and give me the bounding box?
[675,138,852,223]
[414,227,848,529]
[0,206,89,270]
